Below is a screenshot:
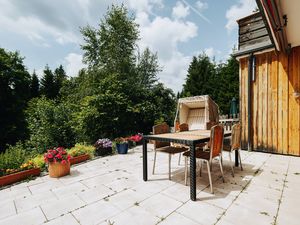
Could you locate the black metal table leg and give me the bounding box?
[190,142,196,201]
[143,139,148,181]
[235,150,239,167]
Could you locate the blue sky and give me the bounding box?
[0,0,256,92]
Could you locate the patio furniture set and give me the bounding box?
[142,96,243,201]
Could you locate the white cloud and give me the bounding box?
[204,47,222,59]
[195,1,208,12]
[64,53,86,76]
[172,1,190,19]
[127,0,163,14]
[137,12,198,92]
[225,0,257,32]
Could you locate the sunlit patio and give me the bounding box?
[0,144,299,225]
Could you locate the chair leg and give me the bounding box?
[228,151,234,177]
[152,151,157,175]
[199,160,202,177]
[238,150,243,171]
[178,153,181,165]
[184,156,188,185]
[219,156,225,183]
[206,160,213,193]
[169,154,172,180]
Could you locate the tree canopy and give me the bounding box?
[182,53,239,114]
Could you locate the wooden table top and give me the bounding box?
[144,130,231,142]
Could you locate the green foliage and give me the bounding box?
[30,154,46,170]
[67,144,95,158]
[54,65,67,97]
[0,48,31,152]
[30,71,40,98]
[26,97,76,153]
[137,47,160,89]
[182,53,239,114]
[81,4,139,75]
[40,65,56,99]
[0,142,28,176]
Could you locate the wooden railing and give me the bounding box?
[219,115,239,131]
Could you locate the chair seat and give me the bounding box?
[183,150,210,160]
[157,146,188,154]
[222,144,232,152]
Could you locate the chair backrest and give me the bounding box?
[209,125,224,159]
[152,123,170,149]
[231,123,241,150]
[179,123,189,132]
[206,121,219,130]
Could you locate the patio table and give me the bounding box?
[143,130,232,201]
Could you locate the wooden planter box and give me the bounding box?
[70,154,90,165]
[95,147,112,156]
[0,168,41,187]
[48,162,70,178]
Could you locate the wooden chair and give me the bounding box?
[152,123,188,180]
[222,123,243,177]
[183,124,225,193]
[177,123,189,165]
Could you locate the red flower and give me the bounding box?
[56,153,62,159]
[61,160,66,164]
[47,153,53,159]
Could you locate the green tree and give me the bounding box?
[26,97,76,152]
[182,53,216,97]
[54,65,67,97]
[137,47,160,89]
[30,70,40,98]
[80,4,139,77]
[0,48,31,152]
[181,53,239,114]
[40,65,56,99]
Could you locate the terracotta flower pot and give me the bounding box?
[0,168,41,187]
[48,162,70,178]
[69,154,90,165]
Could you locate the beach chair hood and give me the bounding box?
[174,95,219,130]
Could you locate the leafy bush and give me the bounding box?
[26,97,77,153]
[30,154,46,170]
[0,143,28,176]
[67,144,95,158]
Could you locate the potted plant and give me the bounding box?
[0,145,41,187]
[44,147,71,178]
[115,138,129,154]
[0,160,41,187]
[129,133,143,145]
[94,138,113,156]
[67,144,95,165]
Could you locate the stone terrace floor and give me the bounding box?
[1,145,300,225]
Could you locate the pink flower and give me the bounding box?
[47,153,53,159]
[56,153,62,159]
[61,160,66,164]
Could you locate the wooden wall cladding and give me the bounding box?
[239,46,300,155]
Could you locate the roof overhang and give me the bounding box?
[256,0,300,53]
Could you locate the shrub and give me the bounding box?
[0,143,28,176]
[67,144,95,158]
[26,97,76,153]
[30,154,46,170]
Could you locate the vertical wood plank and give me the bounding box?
[252,54,258,150]
[262,54,268,150]
[281,53,289,155]
[271,52,278,152]
[277,52,284,154]
[258,54,263,150]
[267,52,273,152]
[288,47,300,155]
